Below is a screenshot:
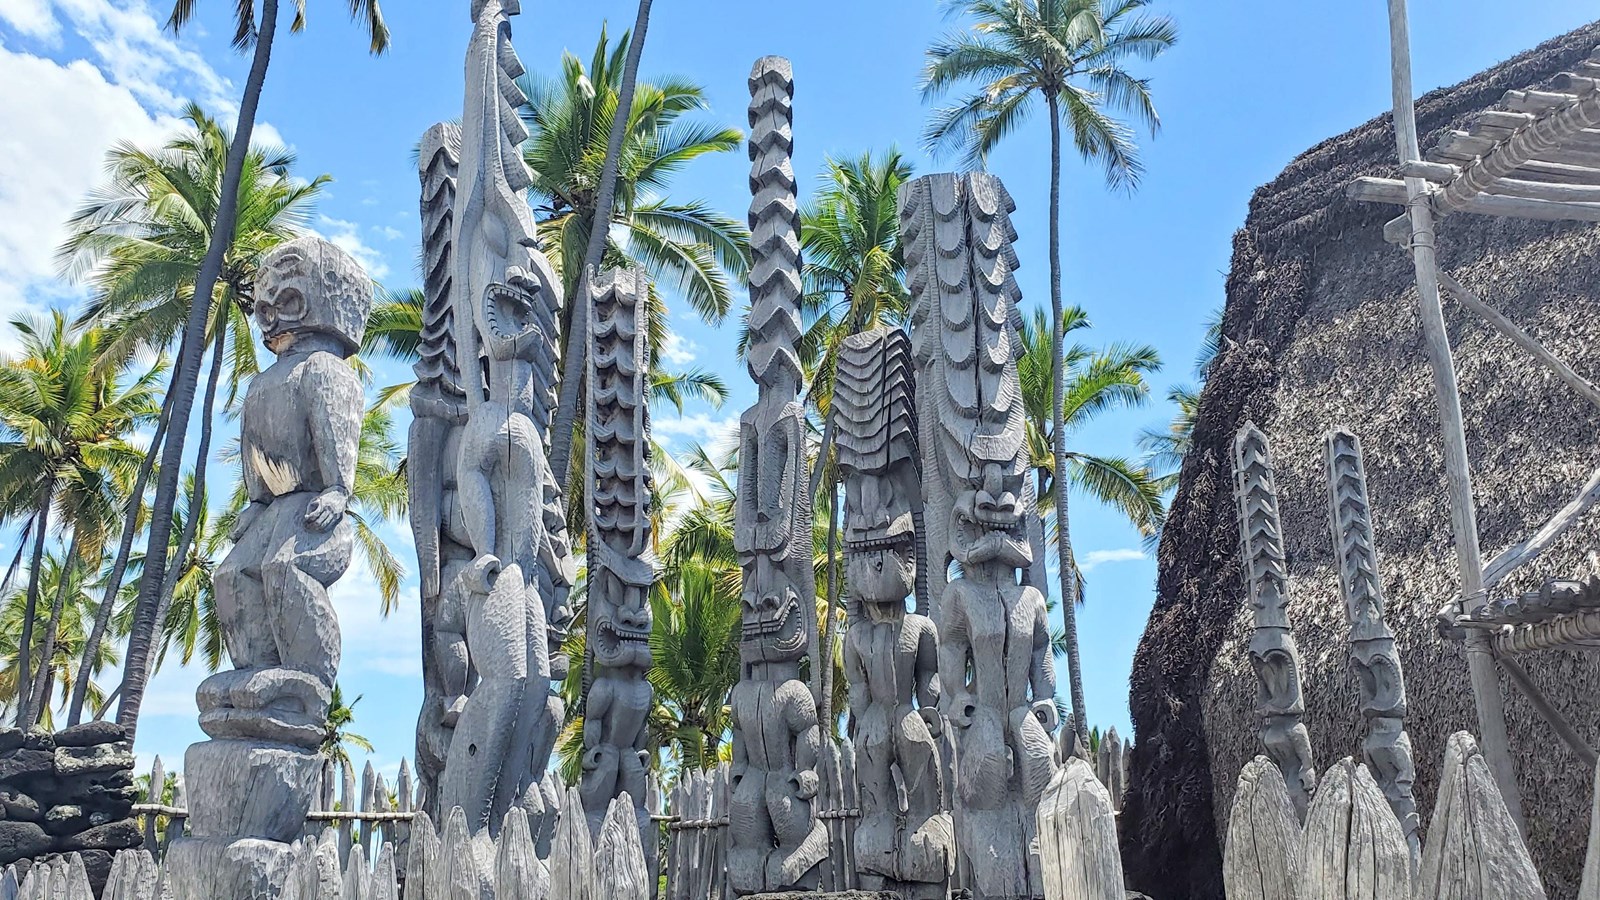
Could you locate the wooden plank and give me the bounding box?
[1386,0,1524,830]
[1415,733,1544,899]
[1348,177,1600,223]
[1037,759,1125,900]
[1223,758,1300,900]
[1476,110,1538,130]
[1504,159,1600,186]
[1503,89,1581,115]
[1482,463,1600,590]
[1299,760,1410,899]
[1437,271,1600,412]
[1485,176,1600,202]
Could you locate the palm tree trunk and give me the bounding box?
[25,528,81,728]
[547,0,654,486]
[144,322,227,676]
[818,474,840,729]
[14,489,52,728]
[67,342,180,726]
[1046,93,1090,748]
[117,0,280,737]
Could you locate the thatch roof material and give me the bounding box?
[1121,21,1600,900]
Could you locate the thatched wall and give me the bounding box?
[1121,22,1600,900]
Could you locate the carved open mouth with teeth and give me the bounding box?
[480,276,544,354]
[742,594,806,655]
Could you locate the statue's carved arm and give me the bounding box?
[937,596,973,726]
[1029,594,1059,730]
[786,694,821,800]
[914,619,940,712]
[304,356,361,532]
[845,635,870,725]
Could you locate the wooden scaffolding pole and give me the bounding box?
[1385,0,1525,828]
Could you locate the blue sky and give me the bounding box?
[0,0,1594,781]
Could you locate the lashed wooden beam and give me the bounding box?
[1436,271,1600,412]
[1348,177,1600,223]
[1438,82,1600,212]
[1482,463,1600,590]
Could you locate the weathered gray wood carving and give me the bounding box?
[1223,757,1300,900]
[412,122,470,820]
[167,236,371,899]
[1416,733,1545,900]
[728,56,829,896]
[1036,759,1125,900]
[900,171,1058,899]
[580,266,657,861]
[833,326,952,899]
[434,0,572,858]
[1326,429,1420,862]
[1299,759,1411,900]
[1233,423,1317,820]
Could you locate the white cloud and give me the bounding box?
[652,411,738,447]
[0,45,174,324]
[315,215,391,280]
[31,0,229,113]
[660,332,699,367]
[1079,548,1146,573]
[373,225,405,242]
[0,0,60,40]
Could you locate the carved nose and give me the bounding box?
[619,605,650,628]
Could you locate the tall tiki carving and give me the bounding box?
[834,326,953,899]
[1326,429,1420,861]
[431,0,574,865]
[1233,423,1316,820]
[413,122,470,819]
[729,56,829,895]
[581,266,657,859]
[900,172,1059,900]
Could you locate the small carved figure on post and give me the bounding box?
[1233,423,1316,820]
[834,326,952,899]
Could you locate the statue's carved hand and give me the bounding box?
[791,769,819,800]
[230,502,265,542]
[304,488,349,532]
[918,706,944,738]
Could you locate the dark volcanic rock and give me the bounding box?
[0,821,51,860]
[1121,20,1600,900]
[0,729,21,754]
[53,722,127,748]
[744,894,897,900]
[21,730,52,751]
[61,819,141,853]
[0,790,40,822]
[0,750,53,782]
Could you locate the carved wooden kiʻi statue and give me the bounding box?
[728,56,830,896]
[168,236,371,899]
[834,326,952,899]
[413,122,471,818]
[580,266,657,861]
[1233,423,1316,820]
[433,0,571,863]
[1326,429,1420,862]
[901,171,1058,899]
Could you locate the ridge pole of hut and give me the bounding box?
[1384,0,1523,828]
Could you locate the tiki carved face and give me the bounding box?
[740,553,808,665]
[844,467,916,608]
[590,568,653,670]
[480,265,553,362]
[255,237,370,356]
[1351,639,1407,719]
[949,462,1031,570]
[1249,628,1305,718]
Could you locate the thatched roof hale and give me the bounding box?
[1122,20,1600,900]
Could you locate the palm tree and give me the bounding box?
[1014,306,1164,735]
[1139,306,1223,498]
[0,552,120,729]
[650,446,742,772]
[923,0,1176,745]
[0,315,161,727]
[524,23,747,486]
[58,100,338,732]
[103,0,389,737]
[321,683,374,770]
[114,474,227,679]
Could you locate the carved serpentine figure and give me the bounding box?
[413,122,471,818]
[900,172,1058,899]
[1326,429,1419,862]
[728,56,830,896]
[580,266,657,861]
[834,326,953,899]
[431,0,573,871]
[168,236,370,899]
[1233,423,1317,821]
